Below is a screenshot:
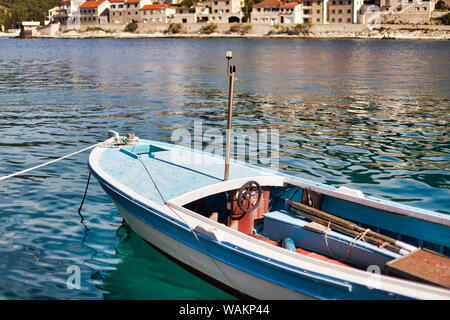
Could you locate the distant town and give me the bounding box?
[2,0,449,38]
[34,0,449,28]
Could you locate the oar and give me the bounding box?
[289,205,404,255]
[285,199,415,254]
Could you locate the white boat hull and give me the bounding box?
[115,201,314,300]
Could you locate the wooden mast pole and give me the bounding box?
[224,51,236,181]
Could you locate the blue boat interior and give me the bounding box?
[184,183,450,278]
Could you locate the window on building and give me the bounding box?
[347,18,351,22]
[317,9,320,13]
[338,17,342,22]
[332,18,335,22]
[332,1,336,4]
[182,18,187,22]
[317,18,320,22]
[339,0,343,4]
[317,1,320,4]
[111,5,115,8]
[347,9,351,13]
[332,9,335,13]
[339,9,342,13]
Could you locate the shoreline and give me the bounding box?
[5,24,450,40]
[33,33,450,40]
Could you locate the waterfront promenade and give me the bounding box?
[33,22,450,40]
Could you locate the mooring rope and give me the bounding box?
[0,142,104,182]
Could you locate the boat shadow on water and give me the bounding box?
[95,222,236,300]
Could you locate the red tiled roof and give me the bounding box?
[141,4,174,10]
[281,2,299,7]
[79,0,106,8]
[60,0,70,3]
[253,0,299,8]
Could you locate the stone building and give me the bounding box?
[79,0,110,24]
[251,0,303,25]
[172,3,211,23]
[109,0,127,24]
[208,0,245,23]
[141,3,176,23]
[251,0,362,24]
[377,0,436,24]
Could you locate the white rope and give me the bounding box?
[0,142,104,182]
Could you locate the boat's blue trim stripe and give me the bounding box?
[89,163,409,300]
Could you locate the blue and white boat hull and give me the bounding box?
[89,136,450,300]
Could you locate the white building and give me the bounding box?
[141,4,176,23]
[251,0,302,25]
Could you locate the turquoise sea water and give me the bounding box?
[0,38,449,299]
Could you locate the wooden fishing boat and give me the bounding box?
[88,132,450,300]
[88,53,450,299]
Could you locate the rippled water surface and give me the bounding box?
[0,38,449,299]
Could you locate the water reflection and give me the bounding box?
[97,223,235,300]
[0,38,448,299]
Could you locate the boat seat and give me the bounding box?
[250,233,351,268]
[263,210,401,271]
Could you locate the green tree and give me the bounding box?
[0,0,59,28]
[241,0,263,23]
